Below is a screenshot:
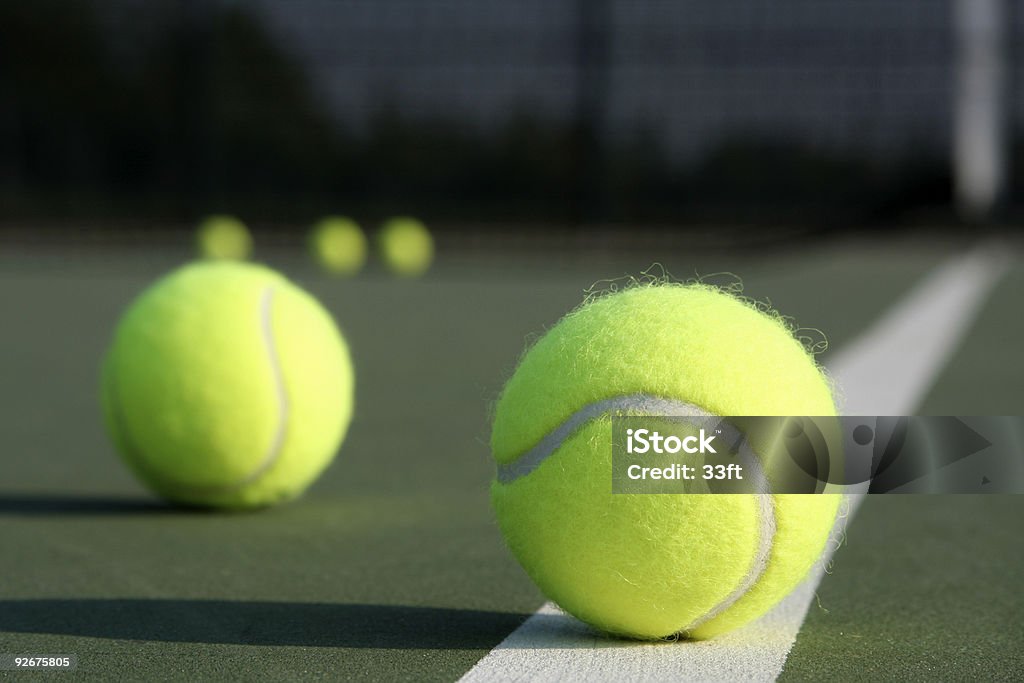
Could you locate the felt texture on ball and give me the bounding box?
[196,215,252,261]
[102,262,354,509]
[310,217,366,276]
[490,283,841,640]
[377,217,434,277]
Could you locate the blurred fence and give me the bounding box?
[0,0,1021,232]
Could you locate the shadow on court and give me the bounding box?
[0,599,531,650]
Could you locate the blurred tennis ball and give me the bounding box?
[309,216,367,276]
[196,215,252,261]
[101,261,354,509]
[377,217,434,277]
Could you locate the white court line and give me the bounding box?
[829,243,1012,415]
[460,244,1011,683]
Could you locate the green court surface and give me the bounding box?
[0,238,1021,681]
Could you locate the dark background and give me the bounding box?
[1,0,1022,235]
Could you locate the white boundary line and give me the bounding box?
[460,245,1011,683]
[828,243,1011,415]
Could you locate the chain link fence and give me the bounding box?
[1,0,1020,231]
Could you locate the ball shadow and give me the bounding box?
[0,599,531,650]
[0,493,174,516]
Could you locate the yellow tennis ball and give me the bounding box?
[196,215,252,261]
[490,283,840,640]
[309,216,366,276]
[101,262,354,509]
[377,217,434,277]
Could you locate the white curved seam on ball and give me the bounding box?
[182,286,288,491]
[239,286,290,486]
[497,395,717,484]
[678,488,776,636]
[676,428,776,636]
[494,394,777,637]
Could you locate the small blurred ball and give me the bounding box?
[377,217,434,277]
[196,215,253,261]
[309,216,367,276]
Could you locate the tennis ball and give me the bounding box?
[101,261,354,509]
[309,216,366,276]
[491,283,840,640]
[196,215,252,261]
[377,217,433,277]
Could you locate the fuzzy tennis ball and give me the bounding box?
[491,283,840,640]
[309,216,366,276]
[196,214,252,261]
[101,261,354,509]
[377,217,434,277]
